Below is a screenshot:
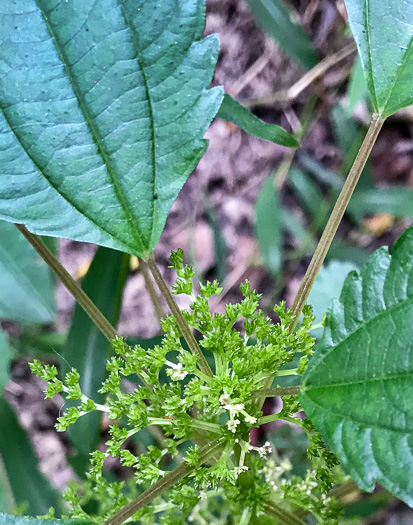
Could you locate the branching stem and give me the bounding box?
[103,439,223,525]
[146,256,213,378]
[264,501,307,525]
[289,113,385,330]
[138,257,166,322]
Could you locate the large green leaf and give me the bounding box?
[0,222,55,323]
[344,0,413,117]
[63,247,128,470]
[217,95,299,147]
[300,228,413,505]
[246,0,318,69]
[0,1,223,257]
[0,515,92,525]
[0,399,61,516]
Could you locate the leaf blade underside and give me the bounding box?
[0,0,223,256]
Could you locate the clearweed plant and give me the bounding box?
[0,1,413,525]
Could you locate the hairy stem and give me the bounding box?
[146,256,213,378]
[103,439,223,525]
[264,501,307,525]
[289,113,385,330]
[138,257,166,322]
[15,224,118,342]
[252,386,300,399]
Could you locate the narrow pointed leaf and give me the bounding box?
[255,176,283,276]
[344,0,413,117]
[0,330,12,395]
[62,247,128,472]
[217,95,299,148]
[246,0,318,69]
[0,399,61,516]
[0,515,93,525]
[0,1,223,256]
[300,228,413,505]
[0,222,55,323]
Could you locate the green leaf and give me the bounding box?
[63,247,128,469]
[0,222,55,323]
[255,176,283,276]
[0,1,223,256]
[350,187,413,220]
[0,331,12,395]
[344,0,413,117]
[246,0,318,69]
[307,260,358,338]
[217,95,299,148]
[0,515,92,525]
[345,56,369,117]
[0,399,61,516]
[300,227,413,505]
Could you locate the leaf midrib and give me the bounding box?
[302,392,413,434]
[35,0,148,253]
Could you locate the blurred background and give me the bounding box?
[1,0,413,522]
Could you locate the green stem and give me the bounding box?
[146,256,213,378]
[252,386,300,399]
[138,257,166,323]
[289,113,385,330]
[148,418,221,435]
[15,224,118,342]
[264,501,307,525]
[103,439,223,525]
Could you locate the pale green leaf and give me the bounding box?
[0,0,223,256]
[0,515,91,525]
[217,95,299,147]
[344,0,413,117]
[0,330,12,395]
[0,222,55,323]
[300,227,413,505]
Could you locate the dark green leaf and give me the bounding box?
[0,515,92,525]
[0,1,223,256]
[344,0,413,117]
[300,227,413,505]
[0,331,12,395]
[246,0,318,69]
[255,176,283,276]
[217,95,299,148]
[345,56,369,117]
[63,247,128,467]
[350,187,413,220]
[0,222,55,323]
[289,168,324,216]
[0,399,61,516]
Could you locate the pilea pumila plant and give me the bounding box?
[0,0,413,524]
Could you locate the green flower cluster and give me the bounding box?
[30,250,344,524]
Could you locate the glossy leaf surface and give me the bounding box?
[345,0,413,117]
[63,247,128,468]
[217,95,299,147]
[0,222,55,323]
[0,399,61,515]
[246,0,318,69]
[0,1,223,256]
[300,228,413,505]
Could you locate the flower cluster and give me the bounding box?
[30,250,344,524]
